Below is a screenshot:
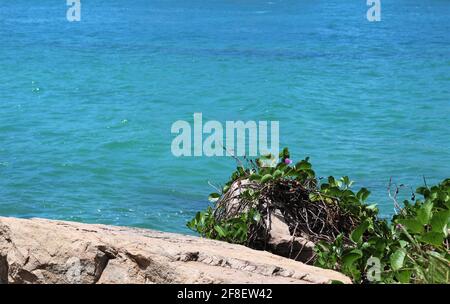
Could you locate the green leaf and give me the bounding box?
[295,160,312,170]
[208,192,221,203]
[237,166,245,176]
[395,270,412,283]
[430,210,450,235]
[397,219,423,234]
[214,225,227,238]
[222,185,230,193]
[398,240,408,248]
[350,219,371,244]
[420,231,444,247]
[445,199,450,210]
[304,169,315,178]
[390,248,406,271]
[261,174,273,183]
[279,147,290,159]
[252,212,261,222]
[430,187,439,200]
[417,201,433,225]
[341,176,353,187]
[374,238,387,252]
[249,174,261,181]
[260,154,272,160]
[342,249,363,269]
[416,186,429,196]
[366,204,378,211]
[328,176,337,187]
[273,170,283,179]
[356,188,371,202]
[186,219,195,230]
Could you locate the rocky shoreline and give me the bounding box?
[0,217,350,284]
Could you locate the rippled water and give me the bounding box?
[0,0,449,233]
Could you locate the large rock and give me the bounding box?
[0,217,350,284]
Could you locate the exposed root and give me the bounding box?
[214,178,361,251]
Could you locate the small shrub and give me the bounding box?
[187,148,450,284]
[187,206,261,245]
[315,178,450,283]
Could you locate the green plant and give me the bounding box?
[187,147,450,283]
[187,206,261,245]
[187,148,367,247]
[314,178,450,284]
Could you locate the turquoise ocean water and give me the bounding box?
[0,0,449,233]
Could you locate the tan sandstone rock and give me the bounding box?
[0,217,350,284]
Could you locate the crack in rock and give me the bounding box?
[0,255,8,284]
[93,246,118,284]
[125,252,152,270]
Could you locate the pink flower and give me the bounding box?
[284,158,293,165]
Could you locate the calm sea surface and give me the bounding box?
[0,0,449,233]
